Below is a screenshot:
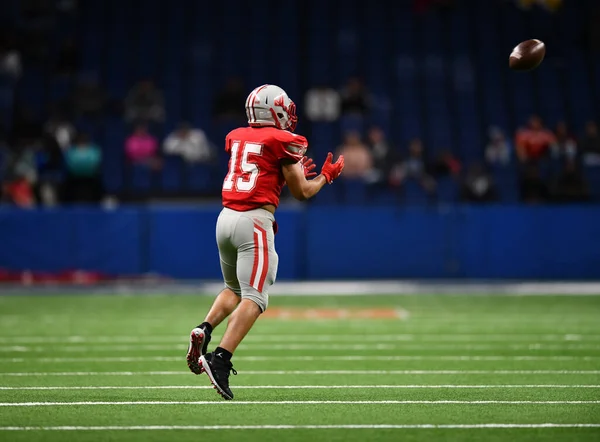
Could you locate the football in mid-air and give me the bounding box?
[509,39,546,71]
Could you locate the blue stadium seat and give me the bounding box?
[79,0,105,74]
[402,179,429,206]
[395,55,421,141]
[18,67,45,119]
[49,76,72,103]
[187,163,214,193]
[104,0,130,99]
[340,114,364,135]
[566,51,594,132]
[436,177,459,204]
[340,178,367,205]
[492,166,519,203]
[584,166,600,201]
[312,181,340,205]
[102,119,126,194]
[307,0,335,85]
[372,187,398,206]
[161,156,184,192]
[310,122,336,159]
[131,164,154,193]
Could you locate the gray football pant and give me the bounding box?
[216,207,278,312]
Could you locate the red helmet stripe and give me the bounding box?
[247,84,268,122]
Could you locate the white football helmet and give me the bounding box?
[245,84,298,132]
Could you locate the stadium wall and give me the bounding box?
[0,205,599,280]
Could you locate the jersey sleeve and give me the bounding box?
[224,133,232,153]
[275,131,308,163]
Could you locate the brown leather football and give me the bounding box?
[509,39,546,71]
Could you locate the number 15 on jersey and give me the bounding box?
[223,141,263,192]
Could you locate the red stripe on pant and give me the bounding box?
[250,224,269,293]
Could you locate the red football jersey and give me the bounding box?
[222,126,308,211]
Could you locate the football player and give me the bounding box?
[186,84,344,400]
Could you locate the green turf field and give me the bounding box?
[0,293,599,442]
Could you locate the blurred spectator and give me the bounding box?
[551,159,590,203]
[390,138,436,192]
[550,121,577,161]
[0,33,22,81]
[163,122,213,163]
[125,79,165,123]
[125,79,165,124]
[339,77,370,117]
[519,164,549,204]
[485,126,511,166]
[212,77,246,122]
[304,85,341,122]
[1,142,37,208]
[55,37,81,77]
[336,131,373,180]
[44,111,75,150]
[70,72,109,118]
[460,163,498,203]
[63,133,103,203]
[0,33,18,124]
[515,115,556,163]
[367,126,398,184]
[39,133,64,172]
[580,121,600,166]
[125,123,160,168]
[429,149,462,178]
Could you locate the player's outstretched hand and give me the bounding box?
[300,156,317,179]
[320,152,344,184]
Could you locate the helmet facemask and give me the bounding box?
[272,95,298,132]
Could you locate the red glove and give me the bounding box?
[320,152,344,184]
[300,156,317,179]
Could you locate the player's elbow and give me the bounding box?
[288,185,310,201]
[292,189,309,201]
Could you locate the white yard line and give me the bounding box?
[0,385,599,391]
[1,400,599,407]
[1,355,598,363]
[0,334,599,344]
[4,279,600,295]
[2,343,600,352]
[0,424,599,430]
[1,370,599,376]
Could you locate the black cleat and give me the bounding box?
[186,327,211,374]
[200,352,237,400]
